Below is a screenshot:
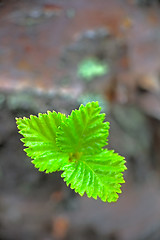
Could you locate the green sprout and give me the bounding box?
[78,58,109,81]
[16,102,126,202]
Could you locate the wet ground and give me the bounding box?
[1,0,160,239]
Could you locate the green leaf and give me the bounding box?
[61,149,126,202]
[16,111,68,172]
[16,101,126,202]
[56,102,110,154]
[32,151,69,173]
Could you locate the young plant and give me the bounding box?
[16,101,126,202]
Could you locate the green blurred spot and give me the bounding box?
[78,58,109,81]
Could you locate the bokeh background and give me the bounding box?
[1,0,160,239]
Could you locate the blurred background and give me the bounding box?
[1,0,160,239]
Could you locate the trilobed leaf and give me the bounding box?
[16,111,68,173]
[56,102,110,154]
[16,101,126,202]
